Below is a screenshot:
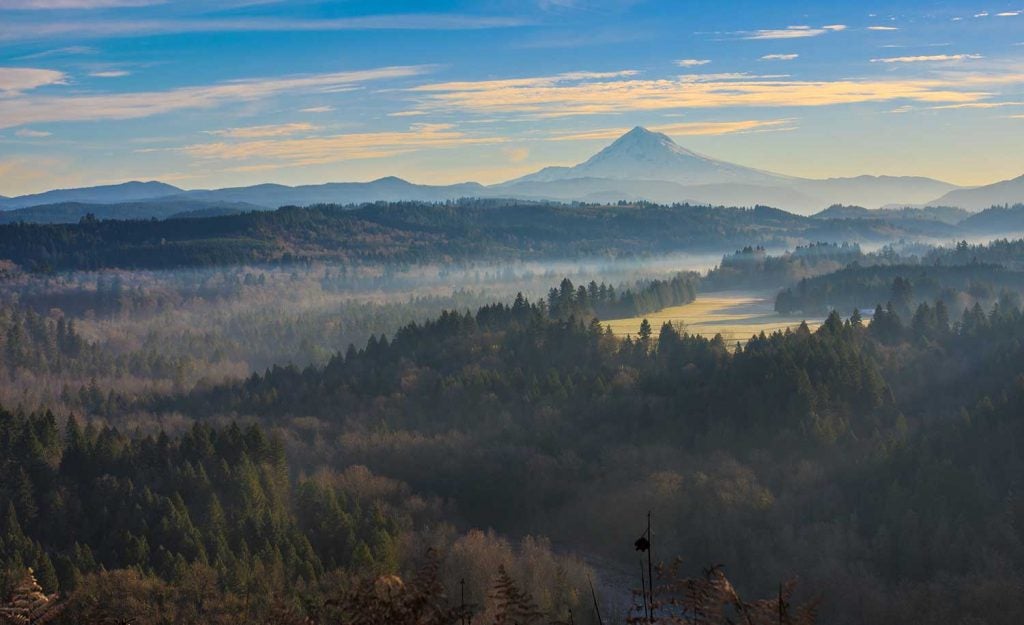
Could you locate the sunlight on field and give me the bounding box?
[605,291,822,344]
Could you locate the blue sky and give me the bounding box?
[1,0,1023,195]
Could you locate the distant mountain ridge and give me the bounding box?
[181,176,487,207]
[2,127,1021,220]
[928,174,1024,211]
[0,181,182,210]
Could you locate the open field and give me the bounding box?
[604,291,823,343]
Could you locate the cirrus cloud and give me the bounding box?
[548,119,796,141]
[206,122,319,139]
[741,24,845,40]
[89,70,130,78]
[929,101,1024,110]
[176,123,506,168]
[0,13,529,42]
[0,65,430,129]
[0,66,66,95]
[14,128,51,137]
[403,69,1011,118]
[871,53,982,63]
[0,0,161,7]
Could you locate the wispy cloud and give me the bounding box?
[0,65,429,129]
[89,69,130,78]
[533,0,647,13]
[867,26,899,31]
[0,67,66,94]
[206,122,318,139]
[177,123,505,168]
[741,24,845,40]
[514,29,642,49]
[871,53,982,63]
[410,70,637,93]
[300,106,333,113]
[760,54,798,61]
[405,69,1010,118]
[535,0,581,10]
[0,14,529,41]
[674,72,785,82]
[549,119,795,141]
[997,11,1021,16]
[929,101,1024,109]
[0,0,162,8]
[15,45,95,59]
[880,42,951,49]
[675,59,710,67]
[14,128,51,137]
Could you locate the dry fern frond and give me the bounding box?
[0,568,64,625]
[322,549,462,625]
[626,560,819,625]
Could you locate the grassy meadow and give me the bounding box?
[605,291,823,344]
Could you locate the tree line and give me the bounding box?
[0,199,942,273]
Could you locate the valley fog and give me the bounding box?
[5,3,1024,619]
[0,251,722,412]
[5,198,1024,624]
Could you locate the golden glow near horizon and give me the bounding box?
[1,1,1023,195]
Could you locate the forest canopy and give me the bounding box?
[4,225,1024,624]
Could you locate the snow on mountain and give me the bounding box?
[508,126,790,187]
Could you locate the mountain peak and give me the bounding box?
[506,124,789,187]
[613,125,677,146]
[623,125,661,138]
[596,125,700,161]
[371,176,411,185]
[557,125,787,186]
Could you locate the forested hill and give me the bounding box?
[0,199,257,225]
[5,272,1024,622]
[0,199,957,272]
[152,285,1024,624]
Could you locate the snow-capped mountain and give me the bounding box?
[497,127,959,213]
[3,127,985,219]
[508,126,791,187]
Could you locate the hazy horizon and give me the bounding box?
[2,1,1024,196]
[0,123,1020,198]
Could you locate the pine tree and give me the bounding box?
[638,319,653,342]
[489,565,544,625]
